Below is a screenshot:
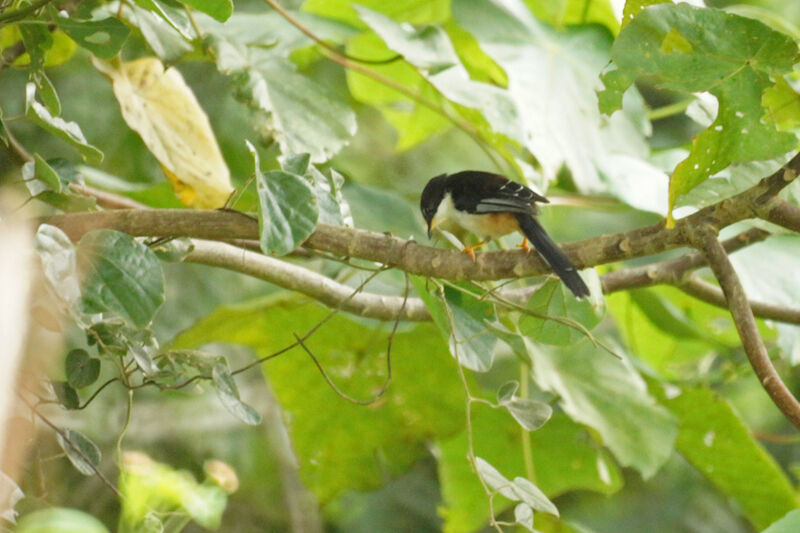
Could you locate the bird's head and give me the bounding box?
[420,174,449,238]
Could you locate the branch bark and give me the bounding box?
[691,226,800,430]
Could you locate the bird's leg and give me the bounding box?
[516,238,530,252]
[462,240,488,261]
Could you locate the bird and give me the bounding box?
[420,170,590,298]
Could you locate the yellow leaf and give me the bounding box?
[92,56,233,208]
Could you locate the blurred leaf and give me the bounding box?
[92,56,233,208]
[763,77,800,133]
[150,237,194,262]
[15,507,110,533]
[171,297,465,502]
[35,224,81,307]
[77,230,165,327]
[56,17,130,59]
[127,330,160,375]
[510,476,558,516]
[125,2,194,61]
[182,0,232,22]
[621,0,669,28]
[665,389,798,530]
[514,503,534,532]
[23,154,61,196]
[763,510,800,533]
[519,279,604,346]
[19,20,52,70]
[302,0,450,27]
[119,452,228,530]
[52,381,79,410]
[413,278,498,371]
[25,83,103,164]
[211,363,262,425]
[629,288,710,341]
[24,157,98,212]
[343,182,424,238]
[474,457,516,498]
[523,338,677,478]
[65,349,100,389]
[438,410,622,533]
[502,397,552,431]
[251,145,319,256]
[55,429,101,476]
[211,38,356,162]
[310,166,352,227]
[598,3,798,215]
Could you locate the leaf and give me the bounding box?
[23,153,61,196]
[56,17,130,59]
[171,297,465,502]
[519,279,604,346]
[15,507,110,533]
[763,510,800,533]
[302,0,450,27]
[413,278,498,371]
[522,338,677,478]
[763,77,800,133]
[453,0,667,210]
[181,0,232,22]
[35,224,81,306]
[91,56,233,208]
[127,330,160,376]
[25,83,103,164]
[32,71,61,116]
[514,503,534,532]
[438,410,622,533]
[211,39,356,162]
[19,20,53,70]
[474,457,516,499]
[65,349,100,389]
[598,3,799,216]
[211,363,261,425]
[52,381,79,410]
[77,230,165,327]
[251,146,318,256]
[665,389,798,530]
[510,476,559,516]
[125,2,194,61]
[503,397,552,431]
[55,429,101,476]
[309,166,351,227]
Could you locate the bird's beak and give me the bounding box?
[427,225,432,239]
[426,217,437,239]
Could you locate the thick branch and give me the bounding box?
[762,199,800,233]
[186,240,429,321]
[692,227,800,430]
[44,152,800,281]
[679,276,800,325]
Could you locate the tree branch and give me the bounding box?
[761,199,800,233]
[691,226,800,430]
[45,152,800,282]
[185,240,430,322]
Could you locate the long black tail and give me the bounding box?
[515,214,590,298]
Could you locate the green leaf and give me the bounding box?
[56,17,130,59]
[24,157,98,212]
[32,71,61,116]
[519,279,604,346]
[510,476,558,516]
[598,3,799,214]
[15,507,110,533]
[309,166,352,227]
[413,278,498,371]
[438,410,622,533]
[55,429,101,476]
[665,389,798,530]
[250,145,319,256]
[35,224,81,307]
[212,40,356,162]
[77,230,165,327]
[501,397,552,431]
[182,0,232,22]
[763,510,800,533]
[171,297,465,502]
[25,83,103,164]
[302,0,450,27]
[23,153,61,196]
[52,381,79,409]
[211,363,262,425]
[19,20,53,70]
[524,338,677,478]
[65,349,100,389]
[124,2,194,61]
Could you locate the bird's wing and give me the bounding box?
[448,171,547,215]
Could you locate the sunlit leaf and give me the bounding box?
[182,0,232,22]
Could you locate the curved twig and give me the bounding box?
[690,226,800,430]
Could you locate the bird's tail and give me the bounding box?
[515,214,590,298]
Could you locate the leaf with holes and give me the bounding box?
[57,17,130,59]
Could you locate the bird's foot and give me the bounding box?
[516,238,530,252]
[462,240,488,261]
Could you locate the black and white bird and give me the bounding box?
[420,170,589,298]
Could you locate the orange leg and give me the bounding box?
[516,238,530,252]
[462,240,488,261]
